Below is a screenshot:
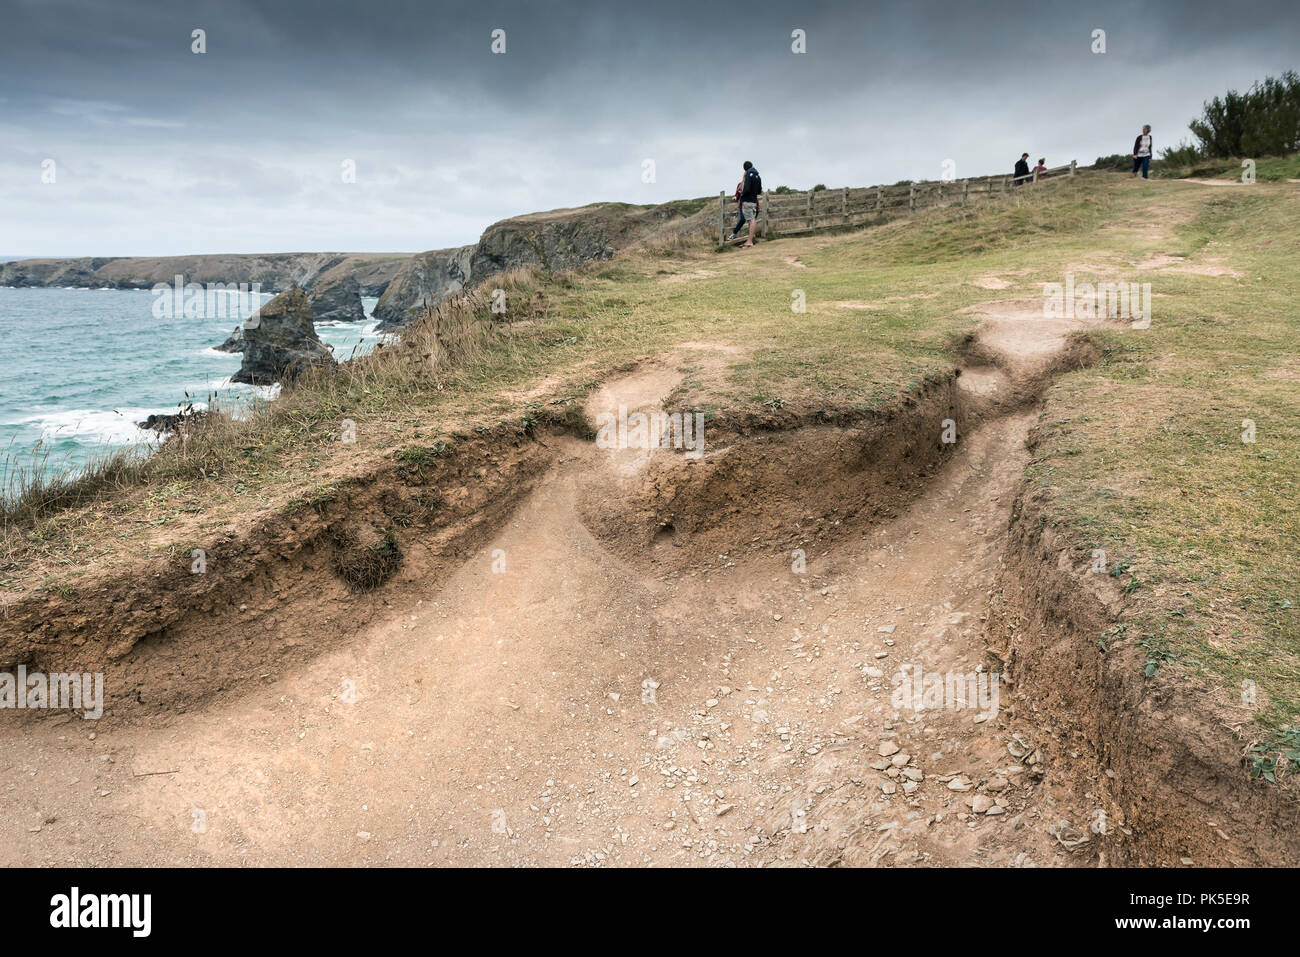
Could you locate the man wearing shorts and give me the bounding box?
[737,160,762,247]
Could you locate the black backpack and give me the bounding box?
[746,168,762,195]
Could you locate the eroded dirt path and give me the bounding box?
[1,314,1110,868]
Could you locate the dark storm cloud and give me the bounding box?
[1,0,1296,255]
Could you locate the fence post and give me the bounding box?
[841,186,848,225]
[805,190,813,230]
[1070,159,1077,176]
[1032,168,1039,184]
[909,185,915,214]
[963,178,969,203]
[876,186,883,216]
[762,193,770,238]
[719,191,726,244]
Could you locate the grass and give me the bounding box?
[1021,179,1300,753]
[3,172,1298,765]
[1164,154,1300,182]
[1096,151,1300,182]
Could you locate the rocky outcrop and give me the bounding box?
[469,216,615,279]
[138,406,208,433]
[0,252,410,295]
[215,273,366,352]
[307,274,365,324]
[372,245,474,332]
[231,288,336,385]
[215,324,246,353]
[370,200,707,331]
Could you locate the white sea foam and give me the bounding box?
[9,408,160,445]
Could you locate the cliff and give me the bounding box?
[0,251,411,297]
[371,245,474,331]
[372,199,710,331]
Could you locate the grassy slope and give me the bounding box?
[4,175,1298,758]
[1164,154,1300,182]
[1024,179,1300,751]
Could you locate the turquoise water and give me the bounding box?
[0,287,382,485]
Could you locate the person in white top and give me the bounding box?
[1132,125,1153,179]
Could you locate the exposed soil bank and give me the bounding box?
[988,488,1300,866]
[0,431,554,715]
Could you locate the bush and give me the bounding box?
[1159,140,1202,167]
[1188,71,1300,158]
[1093,153,1132,171]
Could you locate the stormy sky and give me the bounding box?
[1,0,1296,257]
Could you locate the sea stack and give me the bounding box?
[231,287,336,385]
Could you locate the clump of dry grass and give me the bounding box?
[332,526,402,590]
[1,439,151,528]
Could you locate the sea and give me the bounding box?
[0,286,383,486]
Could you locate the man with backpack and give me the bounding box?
[728,161,762,247]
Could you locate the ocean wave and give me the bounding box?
[7,407,162,444]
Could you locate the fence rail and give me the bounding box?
[720,161,1079,244]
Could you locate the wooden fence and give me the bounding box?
[720,161,1079,244]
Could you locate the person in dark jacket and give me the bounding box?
[1132,125,1153,178]
[730,161,762,247]
[1014,153,1031,185]
[726,178,758,242]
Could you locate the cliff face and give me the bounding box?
[371,245,474,331]
[307,274,365,324]
[231,288,337,385]
[371,199,708,331]
[0,252,410,297]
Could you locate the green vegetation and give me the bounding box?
[1021,182,1300,753]
[1189,71,1300,159]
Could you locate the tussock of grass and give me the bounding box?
[2,440,150,529]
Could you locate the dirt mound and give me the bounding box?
[580,373,964,569]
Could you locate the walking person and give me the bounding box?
[734,160,762,247]
[1132,125,1153,178]
[1014,153,1031,185]
[726,177,748,241]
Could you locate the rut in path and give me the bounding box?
[0,308,1112,867]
